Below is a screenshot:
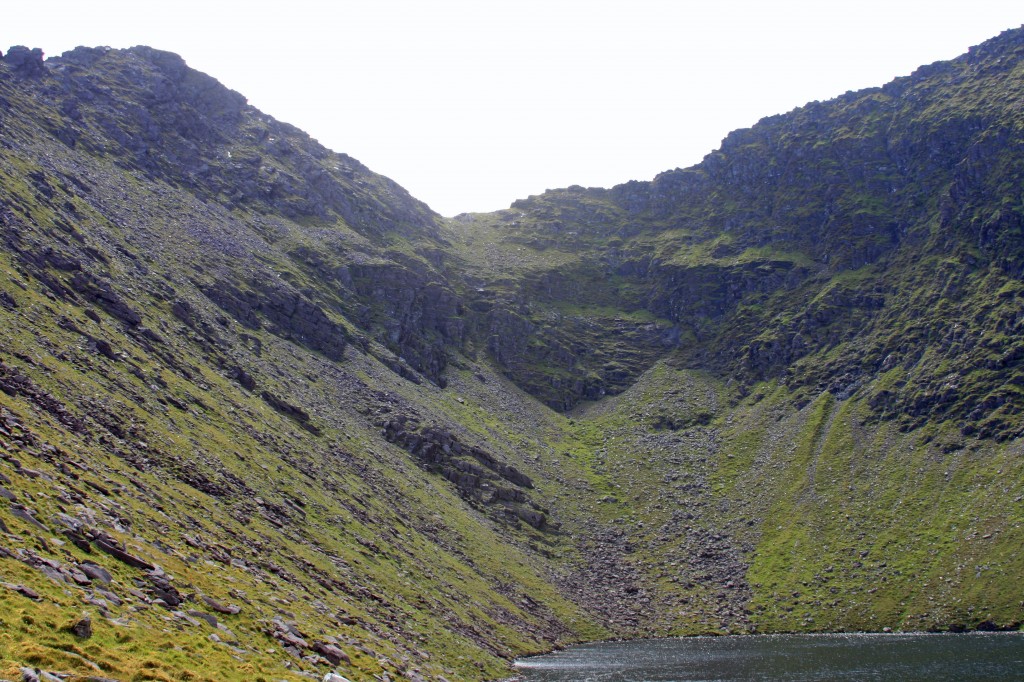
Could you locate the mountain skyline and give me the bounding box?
[6,0,1023,215]
[2,24,1024,681]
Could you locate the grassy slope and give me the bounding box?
[563,361,1024,636]
[0,242,606,681]
[428,32,1024,641]
[0,59,609,680]
[4,30,1024,682]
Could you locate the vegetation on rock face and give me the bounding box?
[0,28,1023,681]
[450,27,1024,428]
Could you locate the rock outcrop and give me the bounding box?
[2,27,1024,682]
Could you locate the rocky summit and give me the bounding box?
[1,27,1024,681]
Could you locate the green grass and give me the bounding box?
[5,33,1024,680]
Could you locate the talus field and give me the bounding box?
[0,29,1023,681]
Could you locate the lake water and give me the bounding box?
[512,632,1024,681]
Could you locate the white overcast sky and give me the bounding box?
[5,1,1023,215]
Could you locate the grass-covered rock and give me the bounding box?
[1,27,1024,681]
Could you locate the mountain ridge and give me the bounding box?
[0,29,1022,681]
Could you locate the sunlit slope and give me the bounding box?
[1,25,1024,682]
[0,45,607,681]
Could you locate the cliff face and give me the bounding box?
[0,30,1023,682]
[455,28,1024,427]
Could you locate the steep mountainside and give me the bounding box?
[450,30,1024,425]
[0,29,1023,682]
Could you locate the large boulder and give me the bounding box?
[3,46,46,78]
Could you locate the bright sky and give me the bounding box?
[5,1,1023,216]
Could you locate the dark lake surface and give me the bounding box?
[512,632,1024,681]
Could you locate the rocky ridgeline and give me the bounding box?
[39,45,439,236]
[378,415,549,530]
[3,28,1024,681]
[1,42,459,387]
[7,33,1024,429]
[0,46,46,79]
[443,29,1024,431]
